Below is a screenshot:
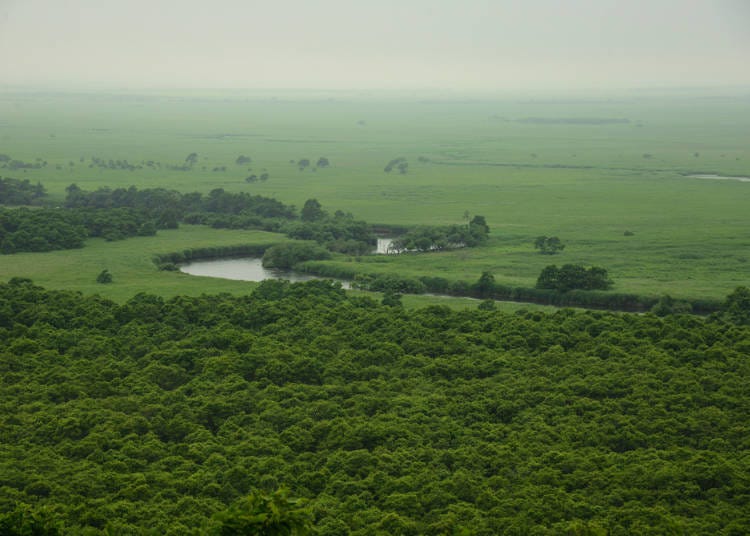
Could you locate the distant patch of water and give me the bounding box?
[687,174,750,182]
[180,257,352,289]
[376,238,394,254]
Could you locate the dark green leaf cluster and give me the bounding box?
[96,270,113,284]
[89,157,140,171]
[390,217,489,253]
[383,157,408,173]
[283,207,376,255]
[262,242,332,270]
[0,157,45,171]
[536,264,613,292]
[65,185,296,220]
[0,503,62,535]
[0,208,87,253]
[0,177,47,205]
[534,235,565,254]
[214,489,313,536]
[64,186,375,254]
[352,273,427,294]
[1,279,748,533]
[723,286,750,325]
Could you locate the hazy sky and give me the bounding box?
[1,0,749,91]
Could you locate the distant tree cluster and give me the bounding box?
[244,172,269,183]
[388,215,489,253]
[0,177,46,205]
[96,269,113,284]
[352,272,427,294]
[0,154,46,171]
[294,157,330,171]
[65,184,296,220]
[0,208,87,253]
[534,235,565,254]
[284,200,376,255]
[89,157,141,171]
[261,241,331,270]
[536,264,613,292]
[384,157,408,174]
[65,185,375,256]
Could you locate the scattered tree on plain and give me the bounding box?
[96,269,113,284]
[534,236,565,254]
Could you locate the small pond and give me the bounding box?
[687,174,750,183]
[180,257,352,289]
[180,238,396,288]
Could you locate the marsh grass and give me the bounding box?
[1,90,748,303]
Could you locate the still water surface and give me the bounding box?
[180,238,396,288]
[180,257,352,289]
[687,174,750,183]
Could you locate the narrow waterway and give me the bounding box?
[179,257,353,289]
[687,174,750,182]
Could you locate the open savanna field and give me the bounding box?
[1,88,749,304]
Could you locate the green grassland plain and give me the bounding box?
[0,88,748,304]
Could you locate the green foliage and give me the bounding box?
[381,289,403,307]
[476,271,495,298]
[477,299,496,311]
[0,504,63,535]
[282,208,375,254]
[213,489,313,536]
[0,281,749,533]
[534,235,565,254]
[389,217,489,253]
[0,208,87,253]
[352,272,426,294]
[0,177,47,205]
[300,199,325,222]
[651,294,693,316]
[723,286,750,324]
[536,264,613,292]
[384,157,407,173]
[96,269,113,284]
[262,242,331,270]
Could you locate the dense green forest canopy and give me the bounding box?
[1,278,748,534]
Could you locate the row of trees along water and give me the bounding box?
[0,179,724,312]
[0,278,748,534]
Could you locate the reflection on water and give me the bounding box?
[376,238,394,254]
[687,174,750,183]
[181,238,396,287]
[180,257,351,289]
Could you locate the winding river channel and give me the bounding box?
[180,257,353,289]
[179,239,395,288]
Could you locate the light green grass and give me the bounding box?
[0,227,288,302]
[0,225,545,311]
[1,89,748,303]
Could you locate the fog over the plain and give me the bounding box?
[1,0,749,91]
